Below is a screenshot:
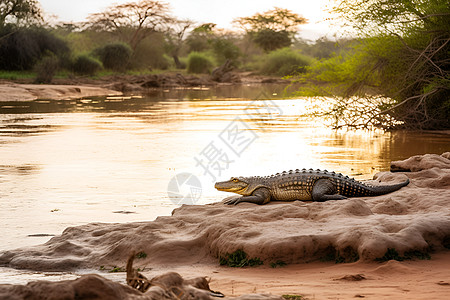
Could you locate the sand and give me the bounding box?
[0,83,121,101]
[0,152,449,299]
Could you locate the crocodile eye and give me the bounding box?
[232,178,239,183]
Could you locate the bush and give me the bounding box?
[260,48,312,76]
[186,52,213,74]
[72,55,102,75]
[0,27,69,70]
[93,43,132,72]
[131,33,170,70]
[211,38,241,65]
[34,55,59,83]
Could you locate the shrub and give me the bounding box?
[0,27,69,70]
[72,54,102,76]
[93,43,132,72]
[131,33,170,70]
[186,52,213,74]
[34,55,59,83]
[211,38,241,65]
[260,48,312,76]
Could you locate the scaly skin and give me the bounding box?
[215,169,409,205]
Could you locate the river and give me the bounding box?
[1,84,449,256]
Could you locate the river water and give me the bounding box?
[0,84,449,261]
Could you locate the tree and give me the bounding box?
[0,0,42,28]
[165,19,194,69]
[299,0,450,130]
[233,7,307,52]
[86,0,171,51]
[185,23,216,52]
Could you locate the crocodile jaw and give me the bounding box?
[214,180,248,194]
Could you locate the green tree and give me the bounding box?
[86,0,171,51]
[185,23,216,52]
[300,0,450,129]
[233,7,307,52]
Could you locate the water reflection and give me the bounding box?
[0,84,449,252]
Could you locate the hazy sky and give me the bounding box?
[39,0,339,40]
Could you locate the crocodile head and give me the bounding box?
[214,176,266,196]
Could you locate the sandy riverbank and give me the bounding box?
[0,83,121,102]
[0,152,449,299]
[0,72,290,102]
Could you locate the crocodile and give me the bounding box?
[215,169,409,205]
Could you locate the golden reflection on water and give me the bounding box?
[0,89,449,251]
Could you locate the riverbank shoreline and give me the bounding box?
[1,153,449,299]
[0,72,291,102]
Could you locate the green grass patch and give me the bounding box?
[219,249,263,267]
[109,266,125,273]
[270,260,287,268]
[135,251,147,259]
[0,71,36,80]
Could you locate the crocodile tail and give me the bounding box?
[368,178,409,195]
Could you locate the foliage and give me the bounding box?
[270,260,287,268]
[72,54,102,76]
[234,7,307,52]
[0,27,69,70]
[219,249,263,267]
[234,7,306,32]
[86,0,171,50]
[132,33,170,70]
[260,48,312,76]
[135,251,147,259]
[252,29,292,52]
[165,19,194,68]
[34,54,59,83]
[186,51,213,74]
[210,37,241,65]
[93,43,132,72]
[299,0,450,129]
[0,0,42,28]
[294,37,354,60]
[186,23,216,52]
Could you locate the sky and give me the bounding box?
[39,0,341,41]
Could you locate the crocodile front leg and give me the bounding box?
[223,188,271,205]
[312,179,347,202]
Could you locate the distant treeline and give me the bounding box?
[0,0,448,130]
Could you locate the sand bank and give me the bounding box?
[0,153,449,299]
[0,83,121,101]
[1,153,449,271]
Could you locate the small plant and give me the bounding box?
[282,295,304,300]
[270,260,287,268]
[109,266,125,273]
[186,51,213,74]
[34,55,59,83]
[219,249,263,267]
[135,251,147,259]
